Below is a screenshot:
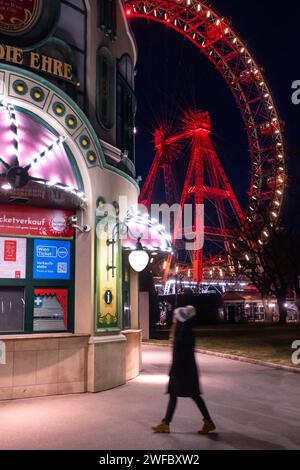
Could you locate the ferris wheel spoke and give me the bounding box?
[0,101,20,166]
[24,135,66,171]
[0,156,10,170]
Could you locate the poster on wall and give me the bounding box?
[0,0,42,35]
[96,223,119,330]
[0,205,74,239]
[33,288,68,332]
[0,237,26,279]
[33,239,71,280]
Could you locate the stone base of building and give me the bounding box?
[0,330,142,400]
[0,334,89,401]
[122,330,142,381]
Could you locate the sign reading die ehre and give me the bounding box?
[0,43,73,81]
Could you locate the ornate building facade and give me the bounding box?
[0,0,141,400]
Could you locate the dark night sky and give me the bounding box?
[131,0,300,226]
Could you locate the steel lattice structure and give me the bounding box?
[150,111,245,282]
[124,0,287,250]
[140,124,181,207]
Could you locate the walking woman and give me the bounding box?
[152,306,216,434]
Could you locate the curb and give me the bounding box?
[143,341,300,374]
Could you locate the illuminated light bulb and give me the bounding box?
[274,201,280,207]
[258,239,263,246]
[175,266,179,274]
[1,183,11,190]
[271,211,278,218]
[206,10,211,18]
[197,5,201,12]
[163,261,167,270]
[126,9,131,16]
[128,239,149,273]
[240,47,245,53]
[245,254,250,261]
[216,19,221,26]
[276,190,282,195]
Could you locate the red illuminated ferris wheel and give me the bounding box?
[124,0,286,281]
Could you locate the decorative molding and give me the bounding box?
[0,63,139,191]
[100,139,122,163]
[88,334,126,344]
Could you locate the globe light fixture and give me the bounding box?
[128,237,150,272]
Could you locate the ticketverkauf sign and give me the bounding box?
[0,205,74,239]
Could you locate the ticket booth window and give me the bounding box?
[0,207,75,335]
[34,288,68,332]
[0,287,25,333]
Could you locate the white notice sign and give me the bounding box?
[0,237,26,279]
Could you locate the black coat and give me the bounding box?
[167,320,201,397]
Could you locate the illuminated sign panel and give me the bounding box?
[33,239,71,280]
[0,237,26,279]
[0,205,74,239]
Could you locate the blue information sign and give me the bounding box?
[33,240,71,280]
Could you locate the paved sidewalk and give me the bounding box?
[0,344,299,450]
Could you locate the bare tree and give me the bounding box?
[228,211,300,323]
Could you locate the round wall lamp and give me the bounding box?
[128,237,150,273]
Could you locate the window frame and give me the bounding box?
[96,46,116,130]
[0,236,75,335]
